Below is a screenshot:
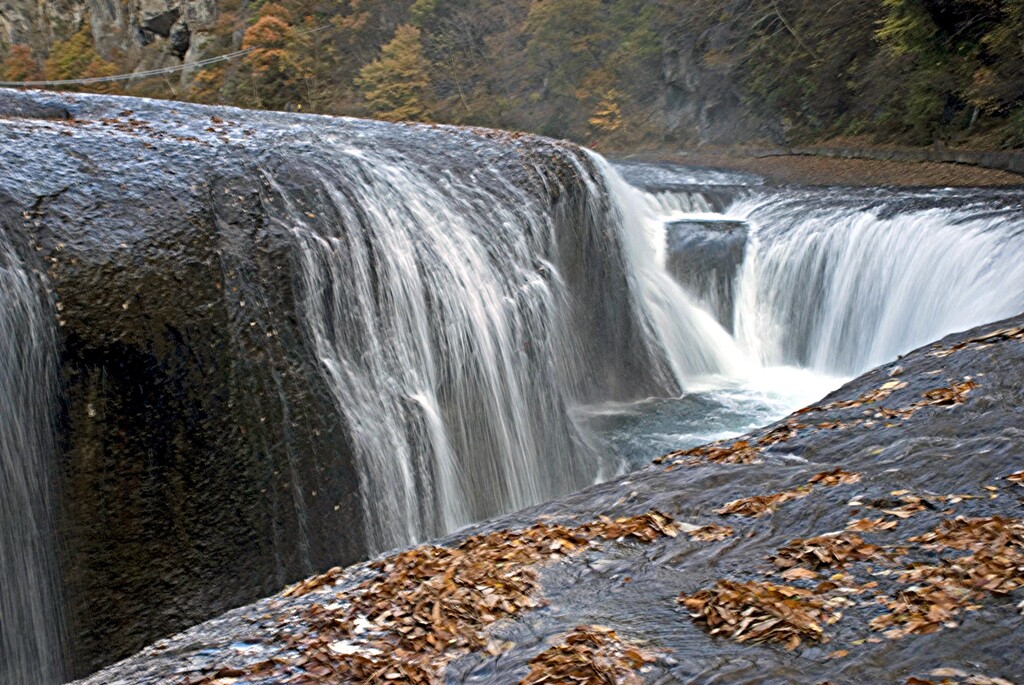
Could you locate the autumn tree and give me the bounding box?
[356,24,433,121]
[408,0,528,128]
[523,0,602,135]
[588,89,623,138]
[240,4,305,110]
[519,0,662,140]
[0,45,42,82]
[43,23,121,93]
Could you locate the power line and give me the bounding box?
[0,23,332,88]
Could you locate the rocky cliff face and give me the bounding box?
[0,87,366,676]
[0,0,218,78]
[658,20,781,146]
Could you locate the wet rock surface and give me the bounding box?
[75,315,1024,684]
[665,218,749,331]
[0,88,632,677]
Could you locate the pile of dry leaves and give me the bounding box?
[797,380,908,415]
[906,668,1014,684]
[865,492,934,520]
[870,516,1024,638]
[653,439,763,467]
[519,625,658,685]
[716,468,863,519]
[184,512,680,684]
[772,532,881,570]
[809,468,862,487]
[919,380,979,407]
[846,517,900,533]
[680,580,839,650]
[869,565,976,638]
[911,516,1024,553]
[684,524,734,542]
[715,488,812,518]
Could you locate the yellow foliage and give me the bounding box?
[588,89,623,133]
[256,2,293,23]
[43,23,120,92]
[356,24,433,122]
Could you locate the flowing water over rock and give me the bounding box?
[732,188,1024,374]
[583,164,1024,471]
[3,90,1024,681]
[0,239,64,684]
[281,150,601,552]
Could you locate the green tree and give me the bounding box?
[356,24,433,121]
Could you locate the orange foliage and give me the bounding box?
[0,45,42,82]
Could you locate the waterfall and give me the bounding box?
[270,135,779,553]
[598,161,1024,384]
[730,190,1024,375]
[276,144,632,552]
[0,241,64,684]
[582,154,751,384]
[274,144,1024,554]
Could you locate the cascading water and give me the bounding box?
[603,163,1024,382]
[0,241,64,684]
[273,145,1024,554]
[581,162,1024,469]
[276,143,641,552]
[583,154,750,384]
[731,190,1024,375]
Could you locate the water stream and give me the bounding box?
[282,147,1024,552]
[0,241,64,684]
[581,161,1024,472]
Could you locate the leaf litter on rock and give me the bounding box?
[519,625,658,685]
[716,487,812,518]
[181,511,681,684]
[870,516,1024,639]
[846,517,900,533]
[715,469,862,520]
[686,524,734,542]
[680,580,840,650]
[809,468,862,487]
[930,324,1024,358]
[772,532,882,570]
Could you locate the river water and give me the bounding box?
[284,146,1024,553]
[582,159,1024,472]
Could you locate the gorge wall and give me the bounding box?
[0,0,218,80]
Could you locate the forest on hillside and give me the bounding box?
[2,0,1024,150]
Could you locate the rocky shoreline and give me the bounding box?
[76,315,1024,685]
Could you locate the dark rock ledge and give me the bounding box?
[74,315,1024,685]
